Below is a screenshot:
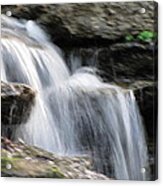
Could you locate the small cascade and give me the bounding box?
[65,48,97,73]
[1,15,149,180]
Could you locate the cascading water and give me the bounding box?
[1,15,149,180]
[65,48,97,73]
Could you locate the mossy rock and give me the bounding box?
[1,155,65,178]
[1,138,109,179]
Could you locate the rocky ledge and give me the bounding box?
[1,81,36,139]
[1,137,109,179]
[65,42,157,82]
[2,2,157,47]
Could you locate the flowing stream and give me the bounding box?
[1,15,149,180]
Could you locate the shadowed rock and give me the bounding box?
[2,1,157,47]
[64,42,157,82]
[1,81,36,139]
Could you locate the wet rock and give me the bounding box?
[65,42,157,82]
[130,81,158,141]
[1,137,109,179]
[112,80,157,141]
[109,79,157,156]
[130,81,158,180]
[2,1,158,47]
[97,42,157,82]
[1,81,36,139]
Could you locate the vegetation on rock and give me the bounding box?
[125,31,157,42]
[1,137,109,179]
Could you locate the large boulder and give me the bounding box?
[1,81,36,139]
[1,137,109,179]
[2,1,157,47]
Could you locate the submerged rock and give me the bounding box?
[1,81,36,139]
[1,137,109,179]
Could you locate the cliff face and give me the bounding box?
[2,2,157,46]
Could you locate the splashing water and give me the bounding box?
[1,15,149,180]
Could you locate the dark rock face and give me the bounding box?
[64,40,158,148]
[128,81,158,139]
[1,137,109,179]
[103,80,157,142]
[65,42,157,82]
[128,81,158,180]
[100,43,157,82]
[2,1,157,47]
[1,81,36,139]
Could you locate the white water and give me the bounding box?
[1,15,149,180]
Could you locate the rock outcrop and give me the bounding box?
[129,81,157,139]
[2,2,157,47]
[124,80,158,180]
[65,42,157,82]
[1,81,36,139]
[1,137,109,179]
[99,42,157,82]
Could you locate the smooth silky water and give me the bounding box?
[1,15,149,180]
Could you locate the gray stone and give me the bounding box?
[64,42,157,82]
[1,1,158,47]
[98,42,157,82]
[1,81,36,139]
[1,137,109,179]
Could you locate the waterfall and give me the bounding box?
[1,15,149,180]
[65,48,97,73]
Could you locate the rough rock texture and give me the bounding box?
[99,42,157,82]
[126,80,158,180]
[65,42,157,82]
[2,1,158,47]
[1,81,36,139]
[2,2,158,82]
[64,41,157,146]
[1,137,109,179]
[110,80,157,140]
[129,81,157,139]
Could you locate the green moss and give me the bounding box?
[2,157,12,166]
[137,31,157,42]
[51,167,65,178]
[1,156,65,178]
[45,166,65,178]
[1,156,22,169]
[125,31,157,42]
[1,157,13,172]
[125,34,134,42]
